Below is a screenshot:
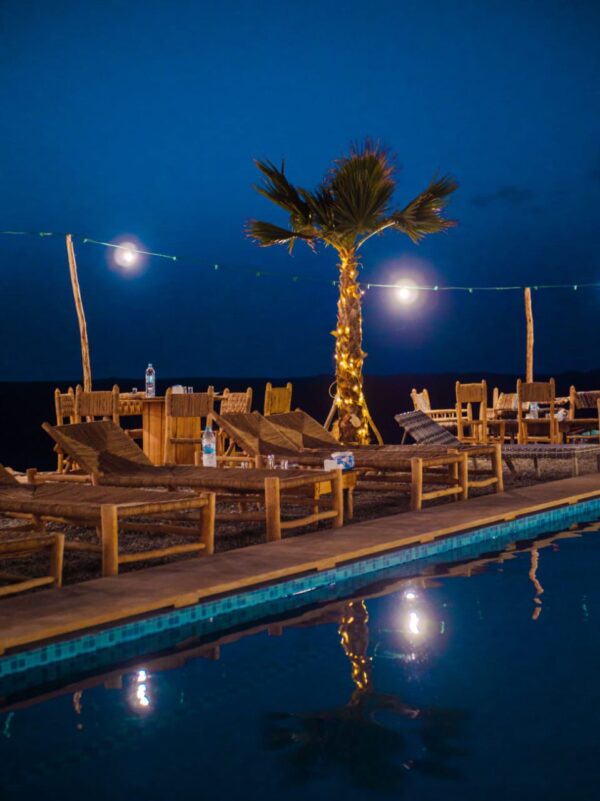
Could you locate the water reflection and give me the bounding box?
[264,599,466,792]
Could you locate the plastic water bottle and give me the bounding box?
[145,364,156,398]
[530,402,539,419]
[202,423,217,467]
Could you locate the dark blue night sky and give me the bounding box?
[0,0,598,380]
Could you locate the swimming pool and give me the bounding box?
[2,502,600,800]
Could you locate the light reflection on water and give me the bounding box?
[0,519,599,800]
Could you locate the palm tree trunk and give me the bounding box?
[334,253,373,443]
[65,234,92,391]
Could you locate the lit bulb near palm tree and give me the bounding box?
[247,141,458,443]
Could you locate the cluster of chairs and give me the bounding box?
[412,379,600,445]
[2,376,599,599]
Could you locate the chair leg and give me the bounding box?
[493,444,504,492]
[459,454,469,501]
[410,458,423,511]
[265,478,282,541]
[332,469,344,528]
[100,505,119,577]
[50,533,65,588]
[200,493,216,555]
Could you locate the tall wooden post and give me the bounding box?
[65,234,92,391]
[524,287,534,383]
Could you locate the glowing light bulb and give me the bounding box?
[114,240,139,269]
[395,284,418,304]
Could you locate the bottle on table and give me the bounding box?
[202,423,217,467]
[145,364,156,398]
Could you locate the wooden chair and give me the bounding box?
[410,388,457,424]
[264,382,292,416]
[54,387,76,472]
[74,385,120,424]
[516,379,560,444]
[164,387,215,464]
[118,393,144,440]
[455,380,498,444]
[566,393,600,443]
[219,387,253,414]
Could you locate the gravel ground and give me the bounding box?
[1,459,596,588]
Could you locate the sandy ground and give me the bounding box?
[1,458,597,588]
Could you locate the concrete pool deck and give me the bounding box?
[1,473,600,654]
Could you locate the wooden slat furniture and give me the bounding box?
[396,409,600,477]
[0,463,65,596]
[264,382,293,416]
[164,387,215,464]
[118,392,144,440]
[217,388,253,455]
[213,411,501,511]
[456,381,505,445]
[54,387,76,472]
[566,388,600,442]
[42,422,345,542]
[1,464,214,578]
[219,387,253,414]
[517,378,560,444]
[74,385,120,423]
[410,388,457,425]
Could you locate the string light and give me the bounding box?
[0,230,598,293]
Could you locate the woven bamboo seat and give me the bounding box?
[42,422,344,542]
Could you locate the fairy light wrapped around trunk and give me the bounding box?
[333,255,372,444]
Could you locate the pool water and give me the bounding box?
[2,517,600,800]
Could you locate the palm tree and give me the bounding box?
[263,600,466,791]
[247,142,458,443]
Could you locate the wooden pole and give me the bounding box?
[65,233,92,391]
[524,286,534,382]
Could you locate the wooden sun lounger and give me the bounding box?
[42,422,345,542]
[0,466,65,596]
[213,411,503,510]
[1,464,214,578]
[396,410,600,478]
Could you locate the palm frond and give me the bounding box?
[389,174,458,243]
[253,160,313,231]
[326,142,395,236]
[245,220,316,253]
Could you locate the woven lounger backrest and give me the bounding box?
[269,410,340,450]
[43,421,153,475]
[395,411,460,445]
[213,411,300,456]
